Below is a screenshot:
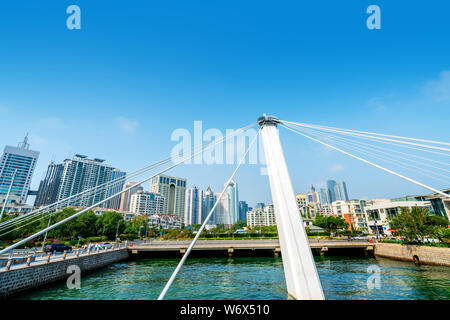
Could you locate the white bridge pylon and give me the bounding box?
[258,115,325,300]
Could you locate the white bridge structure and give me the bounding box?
[0,115,449,300]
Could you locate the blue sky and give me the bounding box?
[0,1,449,206]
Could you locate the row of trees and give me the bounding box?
[389,207,449,243]
[161,221,278,240]
[2,206,447,246]
[0,208,152,245]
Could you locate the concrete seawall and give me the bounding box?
[375,243,450,266]
[0,248,129,298]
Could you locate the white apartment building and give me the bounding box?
[364,199,432,236]
[0,194,33,214]
[331,200,369,232]
[149,214,182,229]
[316,204,333,216]
[247,204,276,228]
[130,191,165,216]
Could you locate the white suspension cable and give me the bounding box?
[280,123,450,200]
[292,126,450,181]
[157,129,261,300]
[299,127,450,172]
[285,121,450,159]
[296,127,450,184]
[281,120,450,146]
[0,122,257,255]
[282,120,450,153]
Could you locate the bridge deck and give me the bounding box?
[130,239,375,254]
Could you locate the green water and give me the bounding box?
[18,256,450,300]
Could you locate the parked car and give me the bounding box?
[44,243,72,253]
[100,242,113,249]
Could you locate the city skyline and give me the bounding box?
[2,135,447,214]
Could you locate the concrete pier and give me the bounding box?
[129,239,375,258]
[374,243,450,266]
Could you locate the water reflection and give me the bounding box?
[17,256,450,300]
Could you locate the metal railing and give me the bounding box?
[1,242,128,271]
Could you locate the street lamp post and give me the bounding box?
[374,220,380,241]
[115,220,120,242]
[41,212,53,252]
[0,169,17,223]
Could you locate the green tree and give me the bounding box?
[125,215,149,236]
[389,207,448,242]
[230,220,247,231]
[188,224,202,231]
[433,226,450,242]
[95,211,125,240]
[313,214,348,236]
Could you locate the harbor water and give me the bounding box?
[18,256,450,300]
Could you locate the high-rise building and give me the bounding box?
[105,169,127,210]
[326,180,337,202]
[35,162,64,207]
[319,188,331,205]
[238,200,248,222]
[0,134,39,203]
[56,154,124,208]
[323,180,349,202]
[119,182,144,212]
[215,180,239,226]
[202,186,216,223]
[184,186,203,226]
[129,190,165,216]
[334,181,349,201]
[295,193,307,213]
[307,185,320,204]
[150,174,187,220]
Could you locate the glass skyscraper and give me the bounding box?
[215,180,239,226]
[56,154,125,208]
[202,186,216,223]
[324,180,349,203]
[238,200,249,222]
[106,169,127,210]
[184,186,203,226]
[326,180,338,202]
[35,162,64,207]
[0,135,39,203]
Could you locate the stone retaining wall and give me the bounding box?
[0,248,129,298]
[375,243,450,266]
